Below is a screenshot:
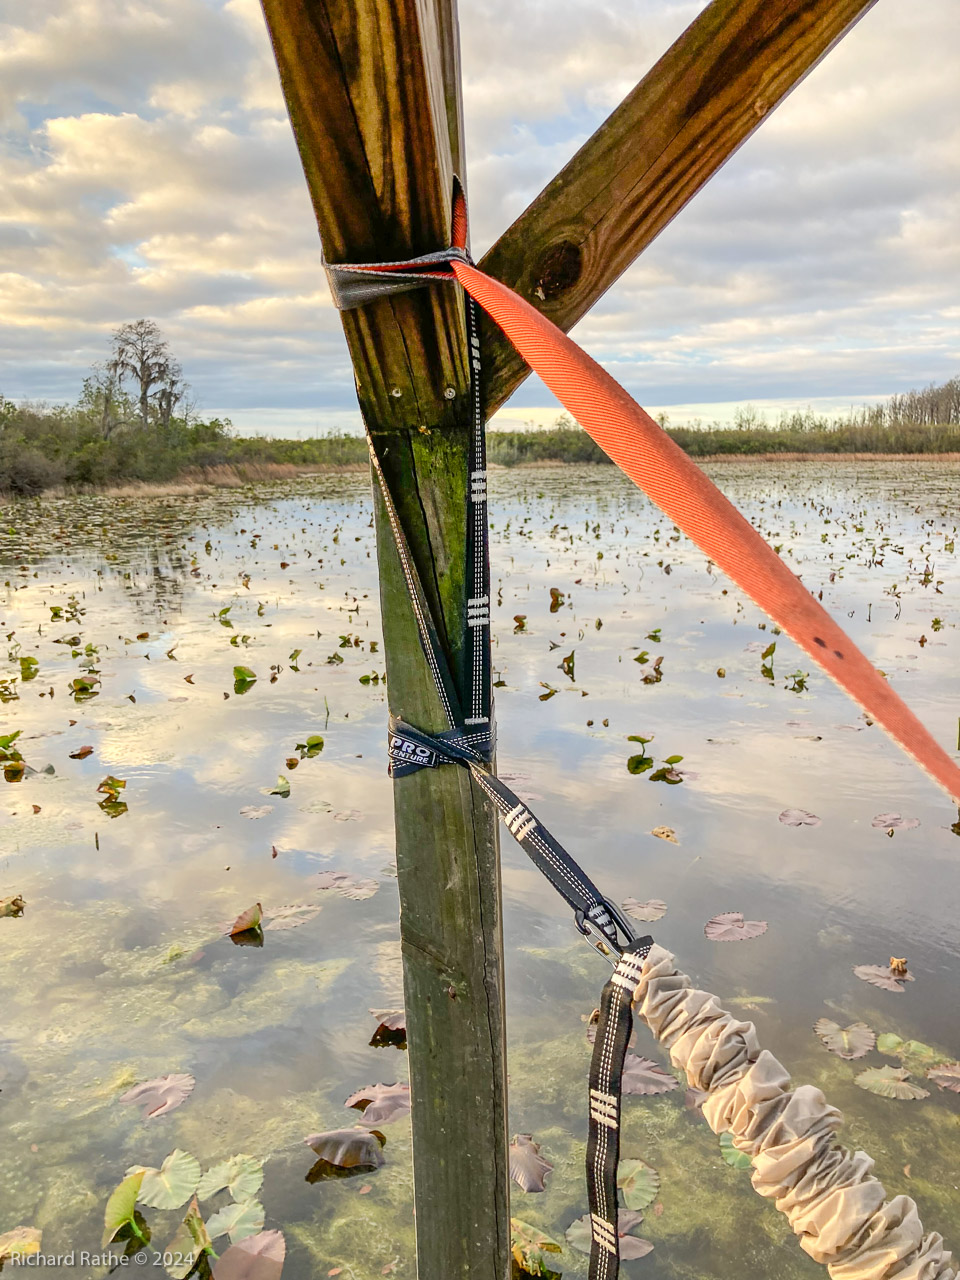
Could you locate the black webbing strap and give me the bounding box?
[587,939,654,1280]
[389,715,633,947]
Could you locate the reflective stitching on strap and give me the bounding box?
[589,1088,618,1129]
[591,1213,618,1253]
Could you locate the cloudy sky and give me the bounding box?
[0,0,957,435]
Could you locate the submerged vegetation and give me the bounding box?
[3,339,960,495]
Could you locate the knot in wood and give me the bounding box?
[532,240,582,303]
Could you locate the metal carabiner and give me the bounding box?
[574,898,638,966]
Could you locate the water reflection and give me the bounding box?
[1,462,958,1278]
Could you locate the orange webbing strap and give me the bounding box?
[450,257,960,806]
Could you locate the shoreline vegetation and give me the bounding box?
[2,341,958,497]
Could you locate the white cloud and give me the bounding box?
[0,0,956,425]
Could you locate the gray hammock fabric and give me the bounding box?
[631,945,956,1280]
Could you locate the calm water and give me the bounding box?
[1,460,959,1278]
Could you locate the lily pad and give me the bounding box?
[197,1155,264,1203]
[621,1054,679,1096]
[228,904,263,937]
[778,808,821,827]
[622,898,667,922]
[617,1158,660,1211]
[566,1210,650,1257]
[510,1219,562,1275]
[704,912,768,942]
[303,1128,386,1172]
[871,813,920,830]
[344,1082,410,1125]
[854,1065,929,1100]
[813,1019,875,1060]
[164,1196,213,1280]
[206,1199,266,1244]
[213,1230,286,1280]
[130,1149,201,1210]
[102,1171,145,1246]
[240,806,273,820]
[0,1227,42,1264]
[262,903,322,931]
[876,1035,946,1071]
[509,1134,553,1193]
[119,1073,196,1119]
[369,1011,406,1049]
[927,1063,960,1092]
[853,964,914,993]
[316,870,378,900]
[719,1131,752,1170]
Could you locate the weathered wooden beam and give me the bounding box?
[259,1,509,1276]
[479,0,879,414]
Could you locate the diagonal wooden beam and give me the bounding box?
[478,0,879,415]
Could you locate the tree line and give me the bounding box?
[1,321,959,494]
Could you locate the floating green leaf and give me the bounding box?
[719,1132,752,1170]
[205,1199,265,1243]
[813,1019,876,1060]
[854,1065,930,1100]
[102,1171,146,1246]
[233,666,257,694]
[164,1196,213,1280]
[617,1158,660,1210]
[130,1149,201,1210]
[197,1155,264,1204]
[510,1219,562,1275]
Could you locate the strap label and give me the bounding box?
[388,734,439,768]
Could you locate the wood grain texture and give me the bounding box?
[478,0,879,414]
[260,1,509,1276]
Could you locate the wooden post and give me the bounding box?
[259,1,509,1276]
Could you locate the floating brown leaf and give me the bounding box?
[0,895,25,918]
[303,1128,385,1171]
[650,826,678,843]
[778,808,821,827]
[344,1082,411,1126]
[119,1073,196,1119]
[853,964,914,993]
[621,1054,680,1096]
[622,898,667,922]
[813,1019,876,1060]
[927,1063,960,1092]
[69,745,94,760]
[565,1210,649,1257]
[213,1229,286,1280]
[0,1227,42,1265]
[227,903,263,937]
[509,1134,553,1193]
[704,912,768,942]
[369,1011,406,1050]
[855,1065,929,1100]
